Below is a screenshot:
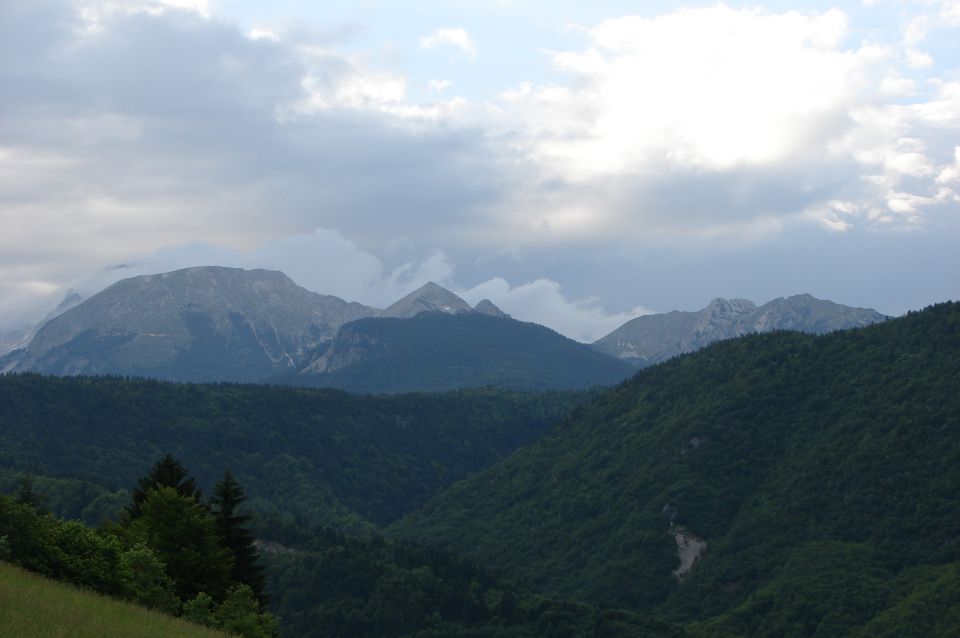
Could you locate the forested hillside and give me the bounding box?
[391,302,960,636]
[0,376,583,531]
[293,312,636,393]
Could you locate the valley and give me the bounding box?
[1,293,957,637]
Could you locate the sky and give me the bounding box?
[1,0,958,342]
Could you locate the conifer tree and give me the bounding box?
[211,470,266,600]
[126,454,201,520]
[129,486,233,602]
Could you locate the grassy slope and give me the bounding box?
[0,561,227,638]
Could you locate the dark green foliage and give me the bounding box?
[264,526,687,638]
[0,491,162,602]
[15,474,42,511]
[185,586,280,638]
[127,454,202,519]
[212,471,266,600]
[0,479,277,637]
[124,543,180,613]
[291,312,635,393]
[0,377,582,531]
[126,486,233,601]
[0,468,128,525]
[391,302,960,634]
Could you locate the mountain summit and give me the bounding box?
[7,266,377,382]
[380,282,473,319]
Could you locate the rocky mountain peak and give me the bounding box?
[381,282,473,319]
[8,266,379,382]
[704,297,757,315]
[593,293,887,368]
[473,299,509,318]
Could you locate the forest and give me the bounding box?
[2,302,959,636]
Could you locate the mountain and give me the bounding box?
[295,311,636,393]
[473,298,510,318]
[390,302,960,635]
[380,281,473,318]
[6,267,377,382]
[593,294,887,367]
[0,290,83,363]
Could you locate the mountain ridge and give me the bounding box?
[593,293,887,366]
[6,266,378,382]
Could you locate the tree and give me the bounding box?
[210,470,266,600]
[16,474,43,512]
[126,454,202,520]
[128,486,233,601]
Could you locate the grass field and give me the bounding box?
[0,562,229,638]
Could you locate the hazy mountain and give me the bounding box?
[391,301,960,635]
[0,291,83,362]
[296,311,635,393]
[7,267,377,382]
[593,293,887,367]
[380,281,474,318]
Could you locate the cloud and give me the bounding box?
[458,278,652,343]
[1,1,957,338]
[67,229,454,312]
[0,0,511,325]
[420,28,477,59]
[491,5,960,238]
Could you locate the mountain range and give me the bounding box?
[1,266,888,390]
[592,294,888,367]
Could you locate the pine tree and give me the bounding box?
[129,486,233,602]
[211,470,266,600]
[126,454,201,520]
[15,474,43,512]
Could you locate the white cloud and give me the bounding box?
[500,7,873,177]
[491,5,960,237]
[420,28,477,60]
[936,147,960,184]
[458,278,652,342]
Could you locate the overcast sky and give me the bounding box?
[1,0,958,341]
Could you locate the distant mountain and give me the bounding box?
[0,291,83,363]
[381,281,474,318]
[593,294,887,367]
[391,302,960,635]
[6,267,377,382]
[295,311,635,393]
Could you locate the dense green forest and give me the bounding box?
[3,302,958,636]
[264,526,687,638]
[289,312,635,393]
[391,302,960,635]
[1,464,686,638]
[0,377,583,531]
